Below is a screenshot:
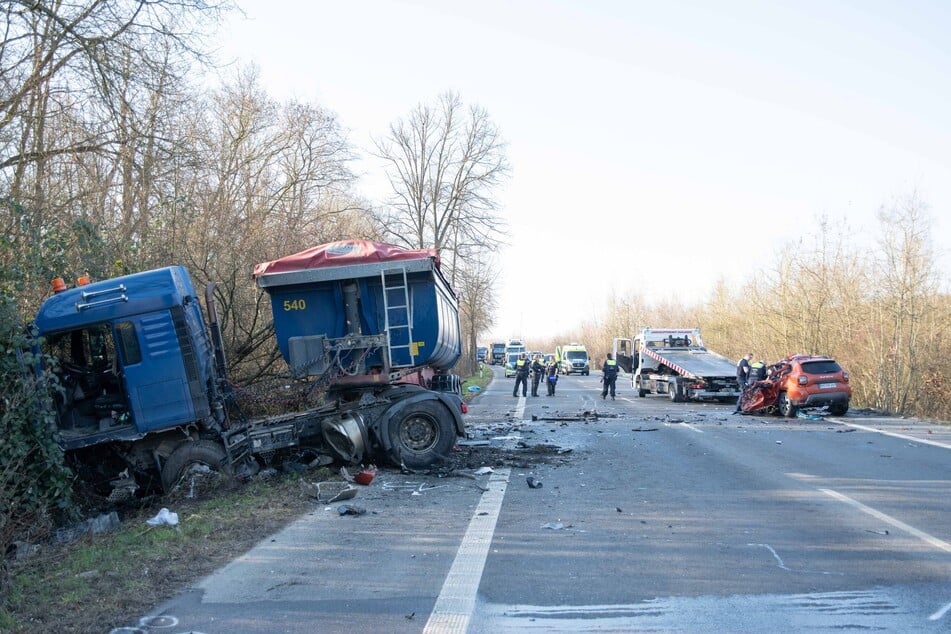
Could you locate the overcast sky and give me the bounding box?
[218,0,951,341]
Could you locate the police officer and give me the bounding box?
[530,354,545,397]
[748,358,767,384]
[601,352,619,400]
[736,353,752,390]
[734,352,753,413]
[512,352,530,397]
[546,356,559,396]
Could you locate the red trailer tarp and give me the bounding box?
[252,240,439,278]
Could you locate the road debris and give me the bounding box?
[146,508,179,527]
[526,476,543,489]
[337,504,367,516]
[354,468,377,485]
[314,481,358,503]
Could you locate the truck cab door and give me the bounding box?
[613,337,634,374]
[117,310,201,432]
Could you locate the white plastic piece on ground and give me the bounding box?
[146,507,179,526]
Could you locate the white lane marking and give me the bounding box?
[748,543,790,570]
[929,600,951,621]
[819,488,951,553]
[664,421,704,433]
[424,468,511,633]
[831,420,951,450]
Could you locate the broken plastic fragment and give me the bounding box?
[146,508,179,527]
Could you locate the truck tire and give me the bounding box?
[778,392,798,418]
[387,401,456,469]
[161,440,230,493]
[635,378,647,398]
[668,380,684,403]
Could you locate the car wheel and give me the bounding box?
[828,401,849,416]
[778,392,797,418]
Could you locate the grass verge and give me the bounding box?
[461,363,493,401]
[1,472,320,633]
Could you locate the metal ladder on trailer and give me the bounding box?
[380,267,415,369]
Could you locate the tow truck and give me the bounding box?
[614,328,740,402]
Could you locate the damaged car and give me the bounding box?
[738,354,851,417]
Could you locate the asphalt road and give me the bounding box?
[117,366,951,633]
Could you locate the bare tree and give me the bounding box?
[862,192,942,413]
[157,67,367,383]
[454,251,498,375]
[373,91,509,285]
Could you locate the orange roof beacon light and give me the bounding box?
[51,277,67,293]
[76,274,91,286]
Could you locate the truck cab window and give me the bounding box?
[115,322,141,365]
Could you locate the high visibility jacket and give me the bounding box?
[749,361,766,382]
[515,359,530,377]
[603,359,618,378]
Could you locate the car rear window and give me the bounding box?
[800,360,842,374]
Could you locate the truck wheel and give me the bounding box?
[161,440,230,493]
[778,392,798,418]
[388,401,456,469]
[668,381,684,403]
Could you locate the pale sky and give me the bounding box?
[219,0,951,341]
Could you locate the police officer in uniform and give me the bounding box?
[546,356,559,396]
[513,352,530,397]
[736,353,752,391]
[601,353,619,400]
[748,359,767,384]
[530,354,545,397]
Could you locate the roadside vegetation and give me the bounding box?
[461,363,494,401]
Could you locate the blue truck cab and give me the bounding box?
[34,266,223,451]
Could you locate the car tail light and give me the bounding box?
[842,372,849,383]
[798,375,808,385]
[461,402,468,414]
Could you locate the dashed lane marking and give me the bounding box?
[423,468,511,633]
[819,488,951,554]
[829,420,951,450]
